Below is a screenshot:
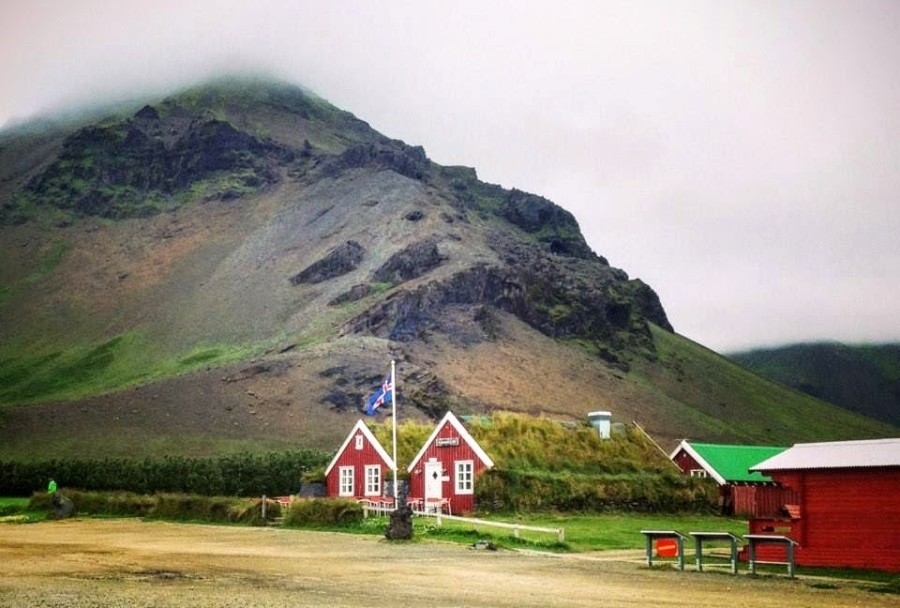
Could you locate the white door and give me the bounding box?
[424,460,443,501]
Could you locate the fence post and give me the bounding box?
[261,495,267,520]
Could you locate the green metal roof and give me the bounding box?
[688,443,788,483]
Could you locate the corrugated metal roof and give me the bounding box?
[670,441,786,484]
[750,437,900,471]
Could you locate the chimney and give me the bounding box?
[587,411,612,439]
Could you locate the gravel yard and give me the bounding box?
[0,519,892,607]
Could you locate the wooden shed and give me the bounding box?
[747,437,900,572]
[670,441,794,516]
[407,411,494,515]
[324,419,395,500]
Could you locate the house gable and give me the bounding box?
[407,411,494,473]
[324,419,395,477]
[670,441,785,485]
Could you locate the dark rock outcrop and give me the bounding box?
[372,238,443,284]
[324,139,430,180]
[290,241,365,285]
[500,189,596,260]
[328,284,374,305]
[25,109,291,219]
[344,231,671,358]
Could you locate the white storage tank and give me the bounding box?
[587,411,612,439]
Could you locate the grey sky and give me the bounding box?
[2,1,899,352]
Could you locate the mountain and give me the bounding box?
[729,343,900,426]
[0,77,895,460]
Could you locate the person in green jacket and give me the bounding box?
[47,479,57,494]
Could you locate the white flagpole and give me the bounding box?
[390,359,398,500]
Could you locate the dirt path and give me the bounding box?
[0,519,892,607]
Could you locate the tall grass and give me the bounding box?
[27,490,278,525]
[282,498,363,527]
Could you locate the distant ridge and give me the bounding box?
[729,342,900,426]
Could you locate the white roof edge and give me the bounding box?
[407,411,494,472]
[324,419,395,476]
[669,440,727,485]
[751,437,900,471]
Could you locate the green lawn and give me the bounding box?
[484,512,747,551]
[420,512,746,552]
[0,497,29,509]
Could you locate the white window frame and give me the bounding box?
[690,468,708,479]
[354,434,364,450]
[455,460,474,495]
[339,466,355,497]
[364,465,381,497]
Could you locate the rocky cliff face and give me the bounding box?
[0,77,684,454]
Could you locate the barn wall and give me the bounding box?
[750,468,900,572]
[733,484,800,518]
[325,433,390,499]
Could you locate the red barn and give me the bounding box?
[669,441,796,516]
[407,411,494,515]
[747,437,900,572]
[324,419,395,499]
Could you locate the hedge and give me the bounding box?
[28,490,281,525]
[0,450,331,497]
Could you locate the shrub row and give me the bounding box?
[281,498,364,527]
[0,450,331,497]
[28,490,281,525]
[475,468,718,513]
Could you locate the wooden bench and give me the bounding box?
[640,530,687,571]
[689,532,741,574]
[744,534,799,577]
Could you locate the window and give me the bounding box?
[455,460,474,495]
[354,434,363,450]
[364,465,381,497]
[690,469,708,479]
[339,466,354,496]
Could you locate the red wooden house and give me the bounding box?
[670,441,795,516]
[407,411,494,515]
[747,437,900,572]
[324,419,395,500]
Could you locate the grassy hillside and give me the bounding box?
[729,343,900,426]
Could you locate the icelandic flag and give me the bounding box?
[365,374,393,415]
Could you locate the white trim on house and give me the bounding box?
[338,466,354,497]
[364,464,381,497]
[324,419,396,477]
[669,440,727,485]
[407,411,494,473]
[455,459,474,495]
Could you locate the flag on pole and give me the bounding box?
[365,374,393,415]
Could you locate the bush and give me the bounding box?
[282,498,363,527]
[27,490,278,525]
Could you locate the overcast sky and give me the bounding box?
[2,1,899,352]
